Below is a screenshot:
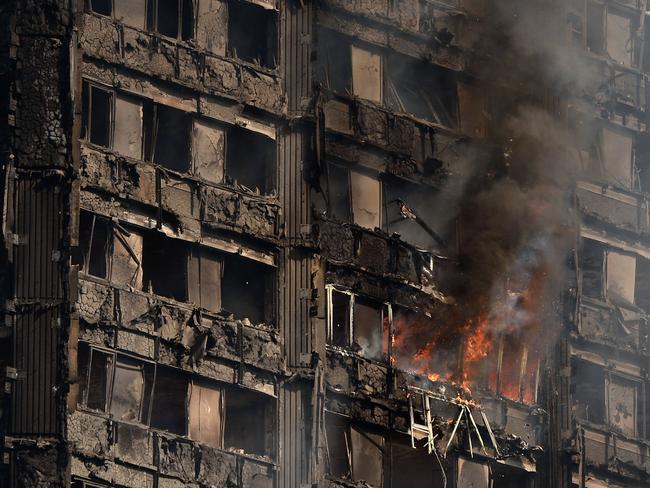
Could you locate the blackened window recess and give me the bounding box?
[325,162,351,222]
[82,82,112,148]
[89,0,113,16]
[221,254,274,325]
[224,387,275,457]
[635,256,650,312]
[391,434,444,488]
[325,413,351,478]
[150,366,188,435]
[315,29,352,94]
[85,349,111,411]
[385,55,458,127]
[147,0,195,40]
[149,104,192,173]
[141,231,188,301]
[323,412,384,486]
[579,238,604,299]
[571,358,605,425]
[228,0,277,68]
[226,126,276,193]
[73,211,110,279]
[586,0,605,55]
[330,290,351,348]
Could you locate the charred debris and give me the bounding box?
[0,0,649,487]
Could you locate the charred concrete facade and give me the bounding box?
[0,0,647,487]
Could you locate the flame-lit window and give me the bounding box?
[326,285,391,362]
[483,335,540,404]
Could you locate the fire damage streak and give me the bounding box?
[1,0,650,487]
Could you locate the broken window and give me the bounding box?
[586,1,605,55]
[350,426,384,487]
[586,2,636,66]
[321,163,381,230]
[142,230,188,301]
[88,0,113,16]
[325,162,352,222]
[79,344,153,424]
[350,45,382,103]
[606,11,633,66]
[383,176,448,251]
[329,289,352,348]
[145,103,192,173]
[572,358,605,425]
[491,464,534,488]
[189,380,224,448]
[390,434,445,488]
[327,286,391,362]
[73,211,110,279]
[353,297,387,361]
[606,250,636,305]
[634,256,650,312]
[82,82,112,148]
[110,357,145,422]
[224,387,275,457]
[146,0,194,40]
[315,29,352,94]
[228,0,277,68]
[350,168,381,230]
[579,238,605,299]
[187,247,222,313]
[150,366,188,435]
[324,412,384,486]
[113,94,144,160]
[225,125,276,193]
[598,127,634,189]
[111,225,143,289]
[457,458,489,488]
[192,119,225,184]
[386,54,458,127]
[607,374,640,437]
[221,253,275,325]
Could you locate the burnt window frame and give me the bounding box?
[78,343,155,426]
[220,251,277,326]
[86,0,114,17]
[224,123,278,194]
[144,101,193,173]
[324,411,386,485]
[147,0,196,42]
[74,211,111,280]
[227,0,278,68]
[77,343,278,452]
[321,161,383,229]
[82,81,114,149]
[585,1,640,67]
[87,0,195,41]
[326,285,392,363]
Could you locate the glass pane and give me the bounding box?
[110,359,144,422]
